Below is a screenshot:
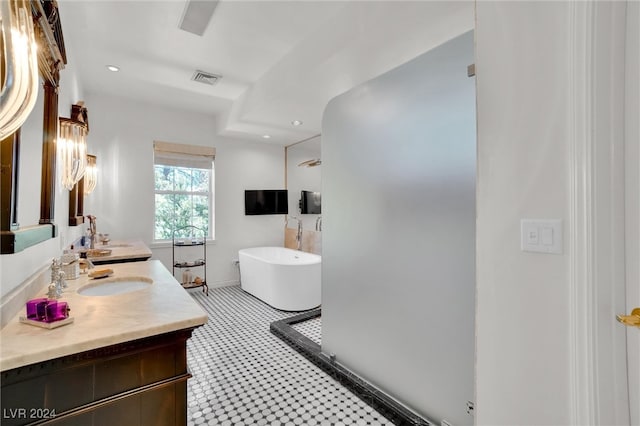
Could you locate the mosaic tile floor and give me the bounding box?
[187,286,393,426]
[291,316,322,345]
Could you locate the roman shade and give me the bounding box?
[153,141,215,169]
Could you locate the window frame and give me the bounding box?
[152,142,215,243]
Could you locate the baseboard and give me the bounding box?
[207,279,240,289]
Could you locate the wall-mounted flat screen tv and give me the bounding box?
[300,190,321,214]
[244,190,288,215]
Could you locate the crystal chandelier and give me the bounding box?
[59,118,88,191]
[0,0,40,139]
[84,154,97,194]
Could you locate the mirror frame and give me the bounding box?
[68,179,85,226]
[0,0,67,254]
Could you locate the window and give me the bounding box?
[153,141,215,241]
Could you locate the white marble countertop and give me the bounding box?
[0,260,208,371]
[86,239,153,263]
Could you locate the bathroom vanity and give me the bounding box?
[0,261,207,426]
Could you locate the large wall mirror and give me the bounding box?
[285,135,321,240]
[0,0,67,254]
[286,135,321,217]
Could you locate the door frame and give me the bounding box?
[624,2,640,424]
[569,1,631,424]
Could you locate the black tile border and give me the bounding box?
[270,310,432,426]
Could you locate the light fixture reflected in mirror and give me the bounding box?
[0,0,40,139]
[58,117,88,190]
[84,154,97,194]
[297,158,321,167]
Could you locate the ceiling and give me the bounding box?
[57,0,473,146]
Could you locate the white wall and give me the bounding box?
[83,93,286,287]
[474,2,572,424]
[321,31,475,426]
[0,63,86,300]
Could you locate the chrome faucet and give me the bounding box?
[86,215,97,249]
[315,216,322,232]
[289,216,303,250]
[79,258,94,274]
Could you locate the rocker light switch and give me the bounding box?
[521,219,562,254]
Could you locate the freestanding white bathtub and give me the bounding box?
[238,247,321,311]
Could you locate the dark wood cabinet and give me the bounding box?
[1,328,195,426]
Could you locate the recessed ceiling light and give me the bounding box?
[291,120,303,126]
[106,65,120,72]
[262,135,271,139]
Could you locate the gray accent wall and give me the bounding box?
[321,31,475,426]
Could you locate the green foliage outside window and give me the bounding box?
[154,165,211,240]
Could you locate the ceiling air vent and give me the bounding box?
[191,70,221,86]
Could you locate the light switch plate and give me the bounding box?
[521,219,563,254]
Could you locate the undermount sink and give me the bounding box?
[78,276,153,296]
[101,243,132,248]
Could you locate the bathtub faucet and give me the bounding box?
[295,219,302,250]
[289,216,303,250]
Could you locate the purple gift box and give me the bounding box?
[26,298,70,323]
